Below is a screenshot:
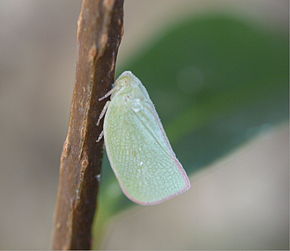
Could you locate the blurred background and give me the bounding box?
[0,0,288,250]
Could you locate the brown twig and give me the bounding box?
[52,0,123,249]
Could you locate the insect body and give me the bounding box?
[99,71,190,205]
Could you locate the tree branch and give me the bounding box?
[52,0,123,249]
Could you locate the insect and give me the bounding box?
[97,71,190,205]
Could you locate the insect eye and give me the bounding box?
[119,78,129,87]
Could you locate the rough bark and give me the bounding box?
[52,0,123,249]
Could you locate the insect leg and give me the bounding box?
[98,88,115,101]
[96,130,104,142]
[97,101,110,126]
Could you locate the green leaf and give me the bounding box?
[95,14,288,226]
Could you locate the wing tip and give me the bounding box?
[119,159,191,206]
[122,177,191,206]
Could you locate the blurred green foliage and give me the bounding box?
[94,14,288,239]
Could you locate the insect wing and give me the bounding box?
[104,94,190,205]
